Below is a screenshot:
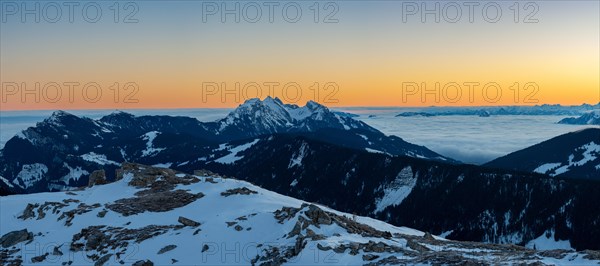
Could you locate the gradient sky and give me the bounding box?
[1,1,598,110]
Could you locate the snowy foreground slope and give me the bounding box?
[1,164,599,266]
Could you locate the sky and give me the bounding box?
[1,1,599,110]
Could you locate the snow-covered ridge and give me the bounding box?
[534,141,600,176]
[2,163,598,265]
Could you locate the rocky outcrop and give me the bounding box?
[122,163,199,189]
[106,164,204,216]
[70,225,179,255]
[220,187,258,197]
[106,190,203,216]
[1,229,33,248]
[88,170,107,187]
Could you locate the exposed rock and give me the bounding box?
[88,170,107,187]
[157,245,177,254]
[58,203,102,226]
[178,216,200,227]
[423,232,435,241]
[97,210,108,218]
[53,245,64,256]
[538,249,569,260]
[221,187,258,197]
[202,244,209,253]
[37,201,69,220]
[31,253,48,263]
[226,222,237,227]
[305,204,332,226]
[1,229,33,248]
[407,239,431,252]
[18,203,38,220]
[106,190,204,216]
[362,254,380,261]
[71,225,178,253]
[584,250,600,260]
[132,260,154,266]
[317,243,331,251]
[94,254,112,266]
[274,206,302,224]
[194,169,219,177]
[123,163,199,188]
[204,177,218,184]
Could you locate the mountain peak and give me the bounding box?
[44,110,78,125]
[50,110,73,118]
[216,97,374,138]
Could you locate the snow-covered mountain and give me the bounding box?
[0,98,453,194]
[216,97,370,136]
[485,128,600,180]
[559,111,600,125]
[2,163,598,266]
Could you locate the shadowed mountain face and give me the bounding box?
[1,99,600,250]
[484,128,600,180]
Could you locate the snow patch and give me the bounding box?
[526,230,573,251]
[288,142,308,168]
[13,163,48,189]
[365,148,384,154]
[141,131,165,157]
[214,139,259,164]
[535,142,600,176]
[153,163,173,168]
[0,175,14,188]
[374,166,416,213]
[534,163,562,175]
[59,163,89,185]
[81,152,119,166]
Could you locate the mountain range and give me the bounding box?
[1,97,600,251]
[396,103,600,117]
